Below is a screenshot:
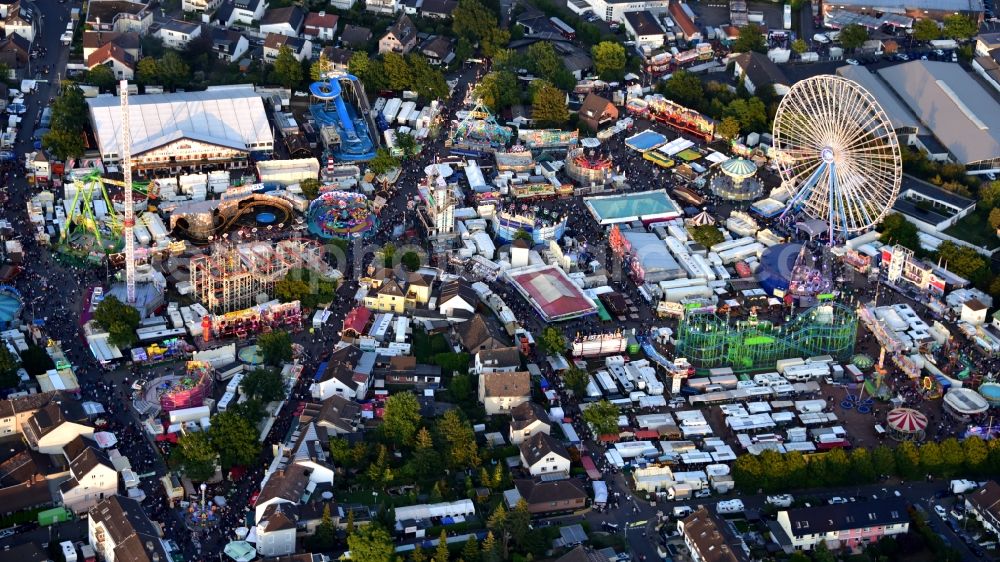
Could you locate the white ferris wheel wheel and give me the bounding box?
[772,75,902,240]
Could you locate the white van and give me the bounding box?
[673,505,693,518]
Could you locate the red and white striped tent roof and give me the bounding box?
[886,407,928,434]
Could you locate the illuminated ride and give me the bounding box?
[306,190,376,239]
[885,407,928,441]
[449,97,512,153]
[772,75,902,240]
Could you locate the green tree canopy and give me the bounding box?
[209,411,261,468]
[878,213,920,250]
[299,178,321,200]
[689,224,724,248]
[382,391,422,445]
[562,366,590,396]
[42,128,85,163]
[311,51,333,81]
[582,400,620,436]
[273,45,304,89]
[527,42,565,83]
[43,85,90,160]
[733,24,767,53]
[400,251,421,272]
[791,38,808,54]
[980,181,1000,209]
[717,116,741,140]
[538,326,567,355]
[240,367,285,403]
[943,14,977,39]
[93,295,141,348]
[395,132,419,159]
[591,41,626,81]
[158,51,191,89]
[531,81,569,127]
[86,65,117,92]
[0,345,19,389]
[453,0,510,57]
[369,148,400,177]
[347,523,395,562]
[838,24,869,51]
[171,431,218,481]
[661,70,705,110]
[136,57,160,85]
[384,52,411,91]
[475,71,519,112]
[257,330,293,366]
[436,408,480,469]
[936,240,987,280]
[912,18,942,41]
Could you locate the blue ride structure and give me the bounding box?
[309,74,379,162]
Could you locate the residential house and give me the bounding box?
[210,28,250,62]
[519,432,571,477]
[0,0,16,18]
[623,11,665,49]
[0,449,55,515]
[378,14,417,55]
[3,0,34,42]
[509,401,551,445]
[961,298,989,325]
[22,401,93,455]
[321,46,354,71]
[401,0,419,15]
[474,346,521,375]
[366,0,399,15]
[732,52,790,96]
[182,0,223,14]
[382,355,443,386]
[578,93,618,131]
[260,5,305,37]
[405,272,433,305]
[420,0,457,18]
[479,370,530,416]
[438,280,478,318]
[679,507,752,562]
[304,11,338,42]
[59,436,118,514]
[770,499,910,553]
[365,278,407,313]
[339,24,372,49]
[966,481,1000,539]
[231,0,268,25]
[263,33,313,63]
[329,0,357,10]
[257,502,299,556]
[87,43,136,79]
[299,394,361,435]
[454,314,507,352]
[0,32,29,70]
[310,345,374,400]
[509,478,587,515]
[82,31,140,63]
[0,391,75,439]
[88,496,171,562]
[420,35,455,66]
[155,19,202,50]
[85,0,153,34]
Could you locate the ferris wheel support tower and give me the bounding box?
[120,79,136,305]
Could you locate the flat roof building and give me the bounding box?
[820,0,984,24]
[87,86,274,172]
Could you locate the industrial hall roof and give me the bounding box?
[87,86,274,158]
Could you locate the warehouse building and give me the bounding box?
[820,0,983,25]
[87,86,274,172]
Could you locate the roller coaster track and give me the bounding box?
[172,195,294,242]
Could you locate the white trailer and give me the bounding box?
[717,242,764,264]
[397,101,416,125]
[662,285,715,303]
[382,98,402,123]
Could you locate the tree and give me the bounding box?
[982,181,1000,209]
[689,224,724,249]
[838,24,869,51]
[136,57,160,85]
[42,128,85,162]
[582,400,620,436]
[368,148,400,176]
[791,38,808,55]
[240,367,285,403]
[453,0,509,57]
[434,529,449,562]
[879,213,920,250]
[871,445,896,478]
[209,411,261,469]
[717,116,741,140]
[531,81,569,127]
[44,85,90,161]
[964,436,988,474]
[919,441,944,476]
[507,499,531,549]
[937,240,987,280]
[481,531,500,562]
[591,41,626,81]
[436,409,480,469]
[257,330,293,366]
[824,448,851,486]
[410,544,425,562]
[383,52,412,91]
[527,42,565,82]
[849,448,876,483]
[894,440,921,480]
[400,251,421,272]
[347,523,395,562]
[733,24,767,53]
[412,426,438,477]
[661,70,705,110]
[309,503,336,551]
[813,540,836,562]
[311,51,333,81]
[367,444,394,489]
[86,65,117,92]
[938,438,965,478]
[732,454,764,490]
[461,535,478,562]
[912,18,942,41]
[724,97,767,133]
[943,14,977,39]
[563,366,590,396]
[475,71,518,112]
[0,345,18,388]
[93,295,141,348]
[171,432,218,481]
[382,391,422,446]
[989,208,1000,231]
[158,51,191,89]
[395,132,418,159]
[538,326,567,355]
[299,178,321,200]
[273,46,303,89]
[513,229,533,243]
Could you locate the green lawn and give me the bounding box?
[943,207,1000,250]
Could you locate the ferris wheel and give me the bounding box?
[773,75,902,240]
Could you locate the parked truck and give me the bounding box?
[950,479,979,494]
[668,482,696,500]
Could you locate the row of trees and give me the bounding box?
[732,436,1000,493]
[273,268,340,309]
[659,71,771,136]
[349,51,448,100]
[912,15,980,41]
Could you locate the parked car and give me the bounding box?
[829,497,849,505]
[845,58,859,65]
[934,505,947,518]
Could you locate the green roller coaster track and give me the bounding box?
[675,301,859,374]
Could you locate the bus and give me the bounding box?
[783,4,792,29]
